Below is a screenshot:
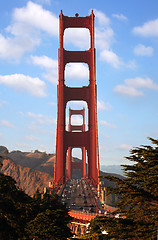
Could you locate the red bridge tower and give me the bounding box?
[67,108,86,179]
[54,11,99,187]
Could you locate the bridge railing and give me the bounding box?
[57,178,69,196]
[84,178,100,211]
[70,209,97,217]
[69,209,117,221]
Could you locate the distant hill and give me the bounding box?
[8,149,55,176]
[100,165,124,176]
[0,146,55,196]
[1,157,54,196]
[0,146,124,197]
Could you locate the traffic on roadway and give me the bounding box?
[62,179,97,213]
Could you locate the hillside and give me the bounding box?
[0,157,54,196]
[0,146,55,196]
[0,146,123,196]
[7,149,55,176]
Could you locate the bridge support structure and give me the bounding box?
[54,10,99,188]
[67,108,86,179]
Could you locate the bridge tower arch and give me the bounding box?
[54,11,99,187]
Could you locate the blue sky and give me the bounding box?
[0,0,158,168]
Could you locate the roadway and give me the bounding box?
[62,178,97,213]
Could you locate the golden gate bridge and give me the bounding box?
[51,10,116,237]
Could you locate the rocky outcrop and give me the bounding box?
[0,146,55,196]
[8,150,55,173]
[0,157,54,196]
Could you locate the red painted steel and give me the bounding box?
[54,11,99,187]
[67,108,86,179]
[69,211,96,221]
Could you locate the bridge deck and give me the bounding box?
[61,178,97,213]
[69,210,96,221]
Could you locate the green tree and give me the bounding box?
[0,159,72,240]
[88,138,158,240]
[25,192,72,240]
[87,215,136,240]
[0,172,32,239]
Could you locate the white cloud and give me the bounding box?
[100,49,123,68]
[114,77,158,97]
[100,120,117,129]
[31,56,89,86]
[114,85,144,97]
[133,18,158,37]
[65,63,89,79]
[0,1,58,60]
[31,55,58,84]
[94,9,110,26]
[97,100,111,110]
[134,44,154,56]
[27,112,56,125]
[13,1,58,36]
[31,55,57,69]
[93,10,125,69]
[64,28,90,50]
[0,74,47,97]
[67,101,88,109]
[100,49,136,69]
[95,28,114,50]
[43,70,57,84]
[0,120,15,128]
[112,13,128,21]
[94,10,114,51]
[70,115,83,125]
[0,33,40,60]
[125,77,158,89]
[93,10,135,69]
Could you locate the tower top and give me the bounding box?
[60,10,94,18]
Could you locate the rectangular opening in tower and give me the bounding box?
[64,28,90,51]
[65,62,89,87]
[66,101,88,131]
